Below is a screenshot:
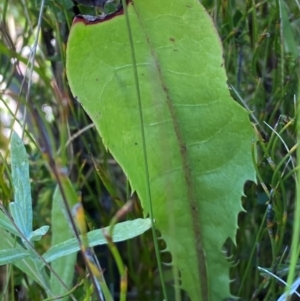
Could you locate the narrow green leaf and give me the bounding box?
[92,158,119,199]
[0,248,30,264]
[29,225,50,241]
[66,0,256,300]
[9,132,49,244]
[50,183,77,300]
[10,132,32,240]
[10,132,32,238]
[279,0,298,59]
[0,229,51,295]
[0,210,20,236]
[43,218,151,263]
[7,133,52,296]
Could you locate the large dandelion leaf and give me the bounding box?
[66,0,256,299]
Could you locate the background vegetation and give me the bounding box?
[0,0,299,300]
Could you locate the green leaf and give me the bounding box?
[9,132,49,245]
[29,225,50,241]
[0,210,20,236]
[0,248,30,264]
[43,218,151,263]
[279,0,298,59]
[50,183,77,300]
[7,133,53,297]
[0,229,51,295]
[66,0,256,300]
[10,132,33,241]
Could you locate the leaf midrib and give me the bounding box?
[134,6,209,300]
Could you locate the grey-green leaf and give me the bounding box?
[0,229,52,296]
[0,210,20,236]
[50,184,77,300]
[29,225,50,241]
[0,248,31,265]
[43,218,151,264]
[10,132,32,241]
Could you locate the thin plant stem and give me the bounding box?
[284,97,300,299]
[121,1,168,300]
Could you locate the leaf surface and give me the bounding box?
[0,229,51,295]
[66,0,256,299]
[0,210,20,236]
[43,218,151,263]
[50,183,77,300]
[0,248,30,264]
[10,132,32,241]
